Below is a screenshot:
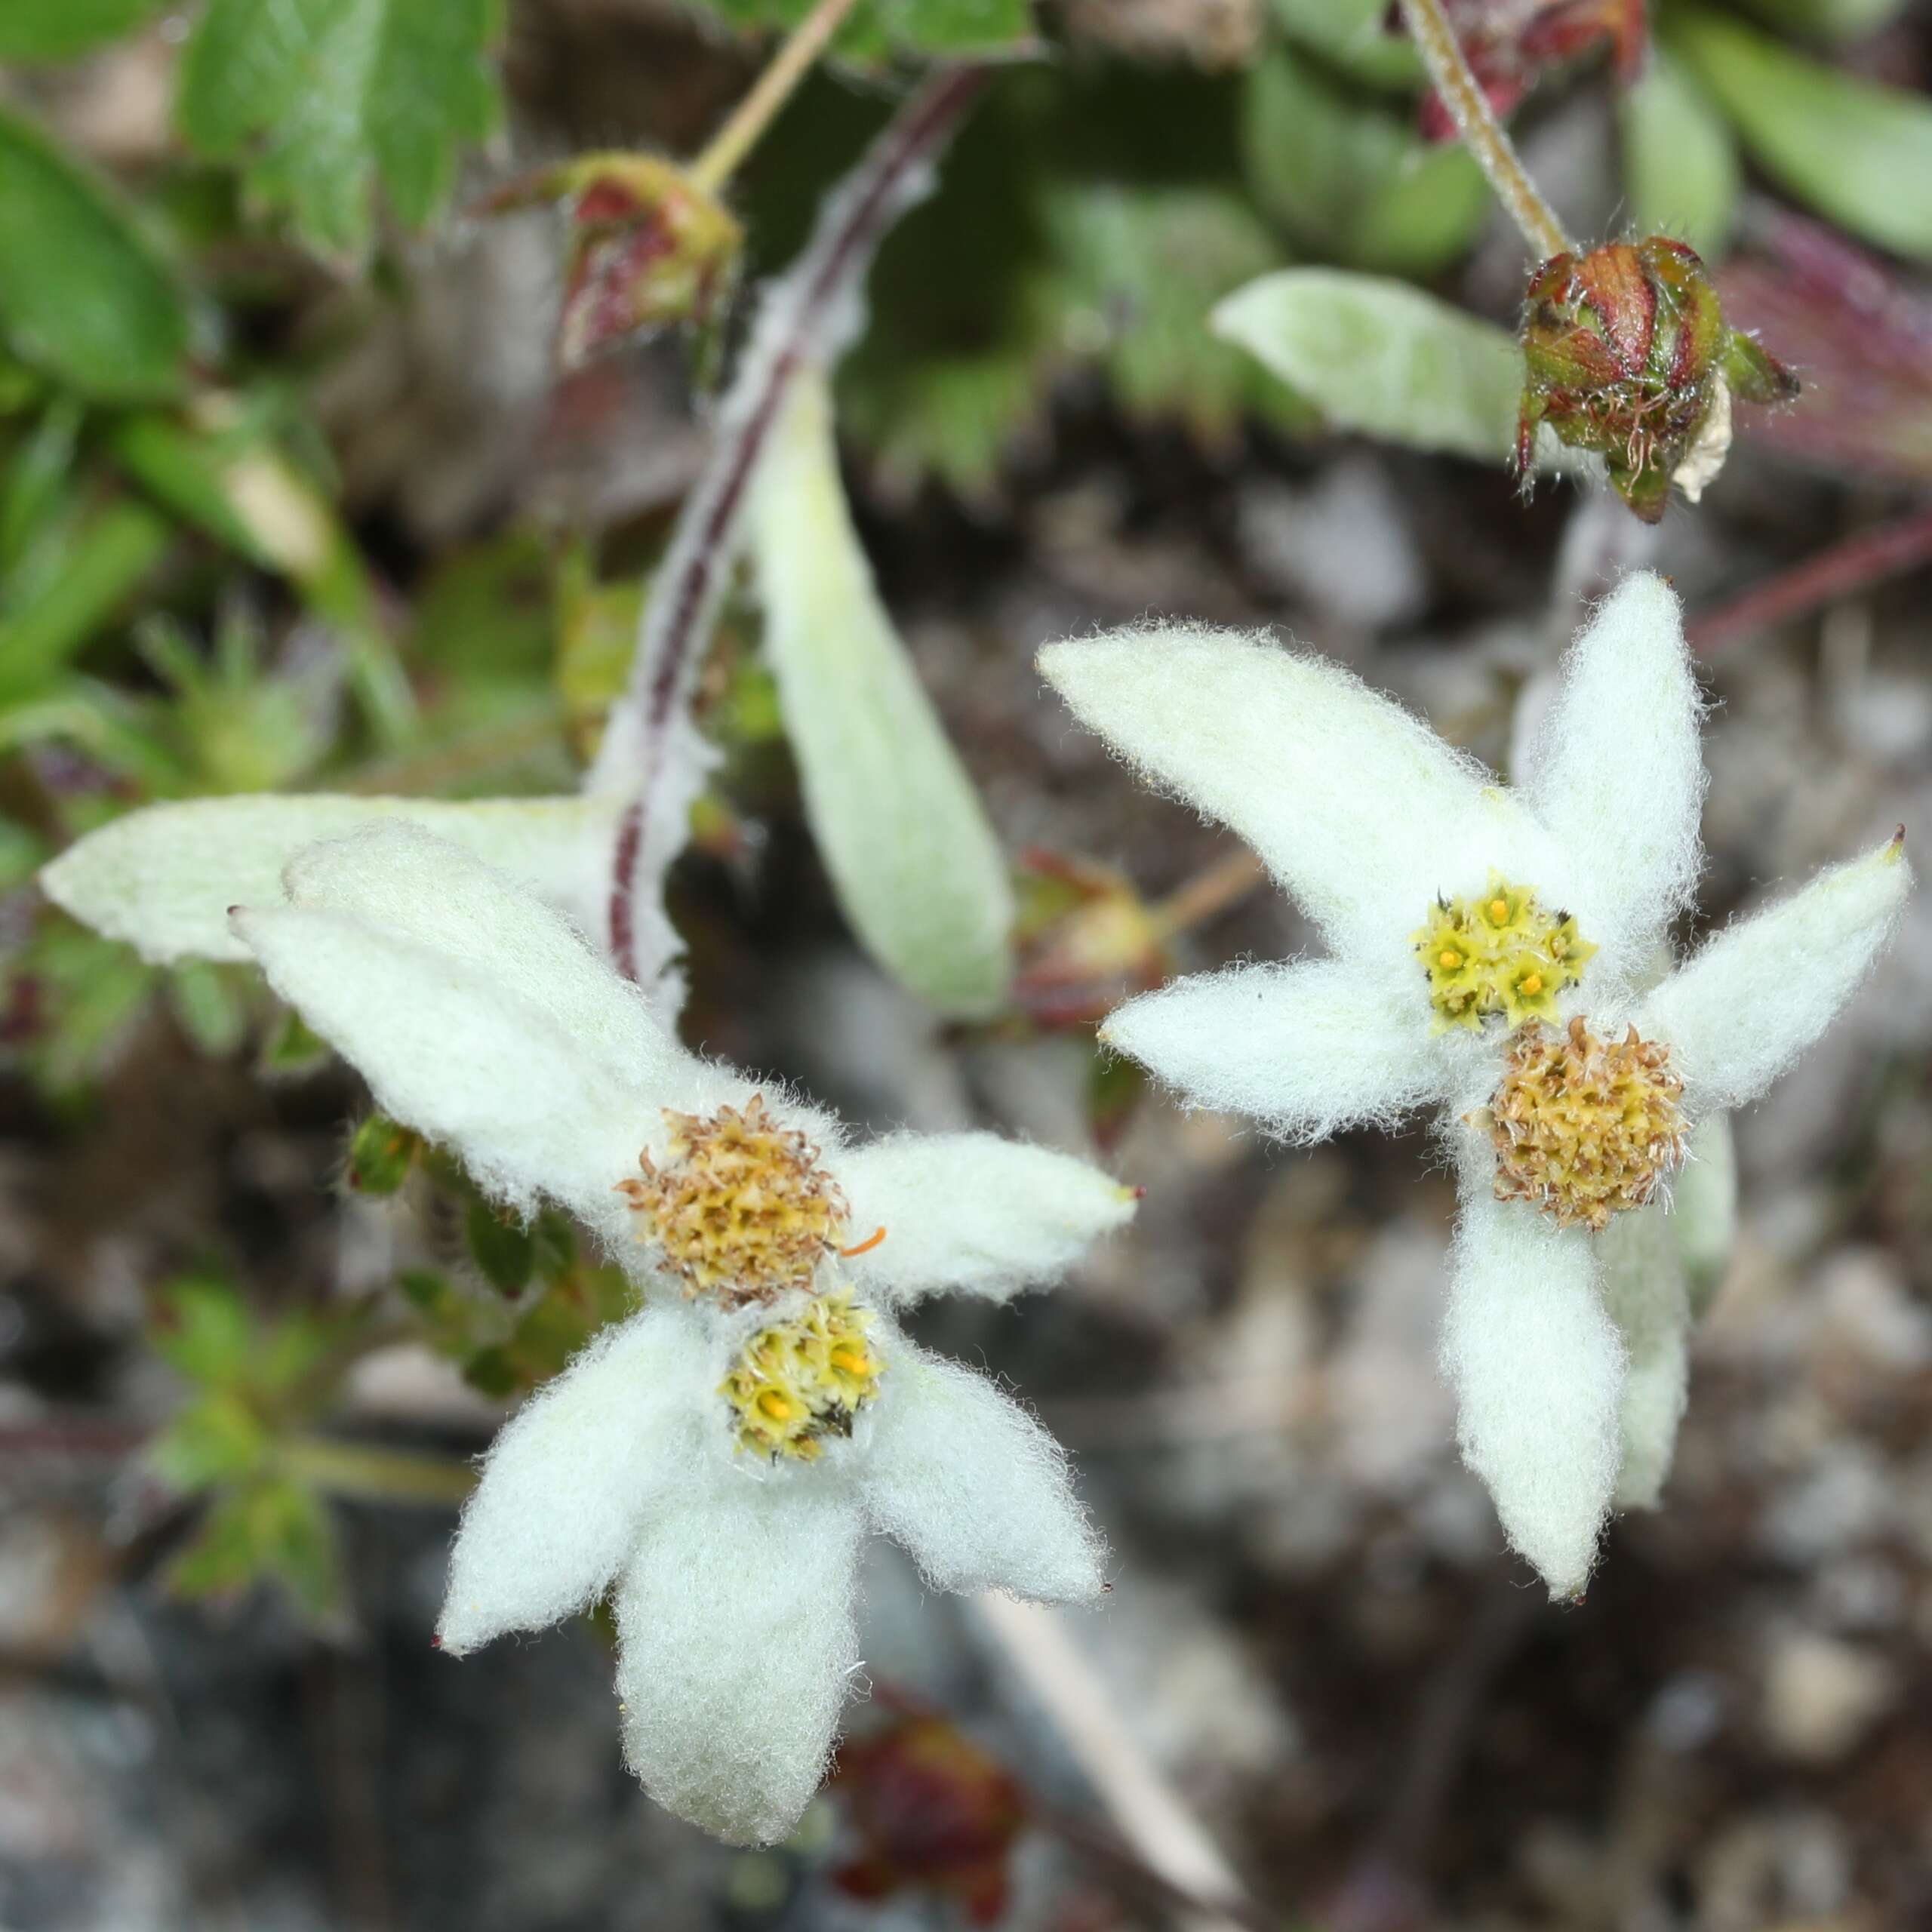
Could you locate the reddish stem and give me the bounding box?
[594,69,990,983]
[1689,502,1932,655]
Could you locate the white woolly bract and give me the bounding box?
[1637,835,1912,1112]
[1521,574,1707,984]
[233,903,647,1243]
[858,1340,1106,1604]
[834,1131,1134,1306]
[613,1476,863,1845]
[438,1309,706,1654]
[1440,1180,1624,1598]
[37,792,620,966]
[1038,623,1553,964]
[1596,1204,1691,1511]
[282,823,718,1113]
[1099,959,1444,1143]
[748,369,1013,1019]
[1675,1114,1738,1316]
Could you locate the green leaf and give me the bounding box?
[0,106,189,399]
[166,961,251,1057]
[1214,269,1520,461]
[0,497,173,703]
[177,0,503,260]
[1241,46,1488,277]
[1620,46,1740,262]
[168,1477,343,1619]
[346,1112,422,1196]
[1731,0,1908,41]
[149,1392,271,1491]
[465,1195,536,1295]
[1039,183,1316,448]
[691,0,1033,57]
[1266,0,1420,90]
[0,0,168,61]
[1666,8,1932,261]
[150,1275,256,1386]
[749,371,1014,1017]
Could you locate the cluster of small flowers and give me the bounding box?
[1412,872,1596,1030]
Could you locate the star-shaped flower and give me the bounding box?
[223,820,1135,1844]
[1040,572,1909,1597]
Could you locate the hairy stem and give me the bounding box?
[688,0,866,195]
[589,69,990,989]
[1396,0,1571,261]
[1149,848,1268,941]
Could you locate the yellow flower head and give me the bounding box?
[1412,874,1597,1031]
[720,1290,884,1461]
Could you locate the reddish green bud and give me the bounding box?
[1516,235,1799,521]
[485,154,743,370]
[833,1713,1029,1926]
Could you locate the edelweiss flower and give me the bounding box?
[221,820,1134,1844]
[1041,572,1909,1598]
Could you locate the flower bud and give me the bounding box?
[1516,235,1799,521]
[485,154,743,371]
[833,1712,1029,1924]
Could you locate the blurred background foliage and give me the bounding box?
[5,0,1932,1926]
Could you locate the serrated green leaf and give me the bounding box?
[0,0,168,61]
[1214,269,1520,460]
[1620,47,1740,262]
[177,0,503,260]
[1666,7,1932,261]
[749,371,1013,1017]
[0,106,189,400]
[1241,45,1488,277]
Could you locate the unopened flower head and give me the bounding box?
[1517,237,1799,521]
[141,820,1135,1847]
[1481,1016,1687,1231]
[1041,573,1909,1598]
[618,1094,848,1306]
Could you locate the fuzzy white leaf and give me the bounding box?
[1040,622,1548,963]
[1597,1204,1691,1510]
[1099,958,1444,1140]
[233,903,646,1241]
[1675,1113,1738,1316]
[38,792,620,965]
[613,1476,863,1845]
[1637,835,1912,1112]
[1441,1176,1624,1598]
[438,1309,706,1654]
[1522,573,1708,982]
[1212,269,1520,461]
[749,371,1012,1017]
[281,823,714,1110]
[835,1131,1134,1306]
[860,1340,1106,1603]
